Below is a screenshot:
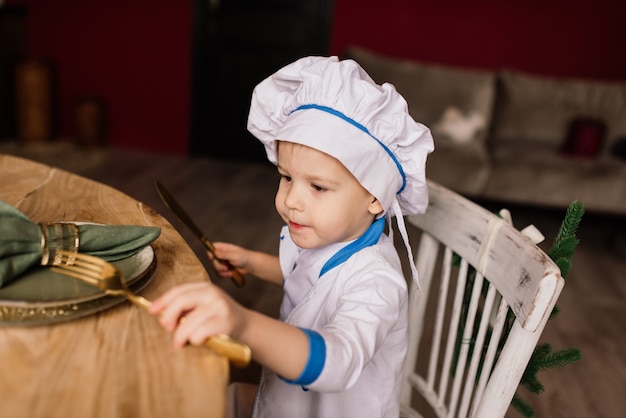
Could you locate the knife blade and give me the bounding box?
[155,180,245,287]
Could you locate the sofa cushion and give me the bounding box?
[343,46,496,147]
[425,140,491,196]
[486,142,626,214]
[560,117,607,158]
[491,70,626,156]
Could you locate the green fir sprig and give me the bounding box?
[512,201,585,417]
[548,201,584,279]
[511,395,534,418]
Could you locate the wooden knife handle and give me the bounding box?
[201,236,245,287]
[204,334,251,368]
[229,268,245,287]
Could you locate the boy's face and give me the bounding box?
[275,141,383,249]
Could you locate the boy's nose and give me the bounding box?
[284,186,303,211]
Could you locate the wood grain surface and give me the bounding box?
[0,154,228,418]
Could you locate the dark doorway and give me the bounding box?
[190,0,334,162]
[0,5,28,140]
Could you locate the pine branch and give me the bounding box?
[521,370,544,395]
[548,201,584,274]
[535,347,583,371]
[451,252,462,267]
[554,257,571,278]
[511,394,535,418]
[552,201,584,247]
[549,305,560,319]
[531,342,552,359]
[519,344,550,394]
[512,201,585,417]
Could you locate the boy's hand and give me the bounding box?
[208,242,251,278]
[150,281,308,379]
[149,282,246,349]
[208,243,283,286]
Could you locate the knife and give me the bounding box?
[155,180,245,287]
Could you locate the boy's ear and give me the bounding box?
[368,197,384,216]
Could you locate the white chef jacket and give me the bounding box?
[252,218,409,418]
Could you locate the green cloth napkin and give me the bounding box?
[0,199,161,287]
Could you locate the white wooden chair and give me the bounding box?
[400,180,565,418]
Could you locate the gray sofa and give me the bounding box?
[346,47,626,216]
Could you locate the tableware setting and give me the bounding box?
[0,197,251,367]
[0,244,156,325]
[0,199,161,325]
[0,199,161,286]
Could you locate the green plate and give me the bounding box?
[0,245,157,326]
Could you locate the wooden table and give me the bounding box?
[0,154,229,418]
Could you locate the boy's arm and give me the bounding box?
[240,309,310,380]
[244,251,283,286]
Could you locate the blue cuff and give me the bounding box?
[280,328,326,386]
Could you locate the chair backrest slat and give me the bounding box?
[449,271,485,416]
[471,295,510,415]
[401,180,564,418]
[438,257,469,404]
[402,232,440,404]
[429,248,453,392]
[459,282,497,417]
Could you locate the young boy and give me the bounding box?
[149,56,434,417]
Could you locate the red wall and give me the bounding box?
[7,0,626,154]
[9,0,191,155]
[330,0,626,81]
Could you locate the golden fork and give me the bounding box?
[51,250,251,367]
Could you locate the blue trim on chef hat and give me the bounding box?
[291,104,407,195]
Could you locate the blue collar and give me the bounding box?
[318,217,385,278]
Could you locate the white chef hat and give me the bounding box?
[247,56,434,217]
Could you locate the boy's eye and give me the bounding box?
[311,184,327,192]
[278,173,291,182]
